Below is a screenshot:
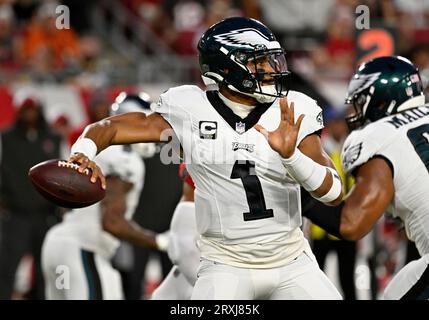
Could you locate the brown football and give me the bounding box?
[28,159,105,208]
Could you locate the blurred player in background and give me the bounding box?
[0,90,62,299]
[41,92,167,299]
[108,92,159,299]
[152,163,198,300]
[69,17,343,300]
[304,56,429,300]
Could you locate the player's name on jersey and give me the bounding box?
[386,105,429,129]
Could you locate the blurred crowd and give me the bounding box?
[0,0,428,86]
[0,0,102,84]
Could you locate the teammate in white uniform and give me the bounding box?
[303,56,429,300]
[42,93,166,299]
[152,163,198,300]
[69,17,344,300]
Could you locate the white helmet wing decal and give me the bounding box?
[348,72,381,96]
[213,28,280,50]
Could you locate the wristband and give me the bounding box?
[70,138,97,160]
[315,168,342,203]
[281,149,326,191]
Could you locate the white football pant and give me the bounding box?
[151,266,194,300]
[191,249,342,300]
[383,253,429,300]
[42,228,123,300]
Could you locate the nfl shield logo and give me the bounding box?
[235,122,246,134]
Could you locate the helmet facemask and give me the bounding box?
[344,91,371,131]
[228,47,290,103]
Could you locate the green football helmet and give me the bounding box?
[345,56,425,130]
[197,17,290,103]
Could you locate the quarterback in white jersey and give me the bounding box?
[69,17,344,300]
[304,56,429,300]
[42,93,165,300]
[155,85,336,258]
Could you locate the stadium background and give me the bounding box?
[0,0,428,300]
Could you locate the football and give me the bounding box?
[28,159,105,208]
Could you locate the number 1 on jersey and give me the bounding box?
[230,160,274,221]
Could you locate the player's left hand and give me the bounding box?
[254,97,305,158]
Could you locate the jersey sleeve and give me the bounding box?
[341,129,381,175]
[150,86,193,144]
[292,92,324,146]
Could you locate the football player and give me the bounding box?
[151,163,198,300]
[303,56,429,300]
[41,92,167,299]
[69,17,343,299]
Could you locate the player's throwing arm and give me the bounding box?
[69,112,172,189]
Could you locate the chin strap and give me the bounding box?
[226,84,277,103]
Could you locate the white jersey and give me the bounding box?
[152,85,323,267]
[59,145,145,258]
[342,105,429,256]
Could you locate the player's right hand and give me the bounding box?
[68,153,106,189]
